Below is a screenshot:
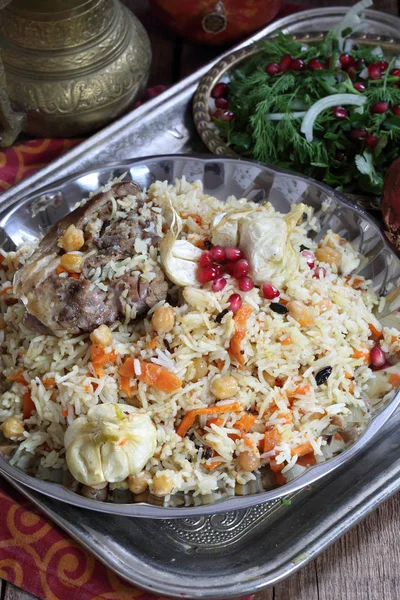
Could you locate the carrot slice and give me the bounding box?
[281,336,292,346]
[23,390,35,419]
[119,357,135,378]
[352,348,370,361]
[176,402,242,438]
[270,457,284,472]
[234,414,256,434]
[275,471,287,486]
[136,361,182,393]
[297,452,317,467]
[389,373,400,387]
[120,376,132,397]
[207,417,225,427]
[369,322,383,339]
[0,286,12,296]
[229,304,253,368]
[91,344,118,377]
[42,378,56,389]
[119,358,182,393]
[289,384,312,397]
[203,461,222,470]
[263,428,279,453]
[291,441,314,457]
[7,370,27,385]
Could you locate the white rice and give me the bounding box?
[0,177,399,500]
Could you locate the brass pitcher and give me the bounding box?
[0,0,152,146]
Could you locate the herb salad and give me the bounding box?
[212,0,400,195]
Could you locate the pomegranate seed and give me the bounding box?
[302,250,315,269]
[225,247,243,262]
[308,58,324,71]
[228,293,242,312]
[370,346,386,368]
[262,281,280,299]
[375,60,388,72]
[291,58,305,71]
[219,110,235,121]
[279,54,293,72]
[392,104,400,116]
[199,252,213,268]
[211,82,228,99]
[213,264,224,278]
[364,134,379,149]
[371,101,389,114]
[212,277,227,292]
[350,128,367,140]
[233,259,250,279]
[335,151,345,162]
[332,106,348,119]
[265,62,281,76]
[225,262,236,276]
[355,59,365,69]
[346,66,357,80]
[368,64,381,80]
[339,53,354,67]
[353,81,366,92]
[238,276,254,292]
[215,97,229,109]
[197,266,217,283]
[210,245,226,263]
[390,68,400,77]
[313,267,326,278]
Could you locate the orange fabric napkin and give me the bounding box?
[0,479,160,599]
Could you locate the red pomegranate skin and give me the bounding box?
[381,158,400,251]
[148,0,283,46]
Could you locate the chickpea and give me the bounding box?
[60,252,84,273]
[58,224,85,252]
[152,471,175,497]
[151,305,175,334]
[192,357,208,381]
[238,450,260,472]
[210,375,238,400]
[81,482,108,501]
[90,324,113,347]
[128,470,149,494]
[1,416,24,439]
[315,246,341,267]
[287,301,314,327]
[133,491,149,503]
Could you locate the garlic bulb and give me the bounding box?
[160,202,202,286]
[64,403,157,486]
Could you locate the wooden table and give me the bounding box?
[2,0,400,598]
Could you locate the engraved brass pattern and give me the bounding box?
[0,0,151,141]
[0,0,114,50]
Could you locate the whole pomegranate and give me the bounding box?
[148,0,282,46]
[382,158,400,251]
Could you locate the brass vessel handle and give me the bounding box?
[0,0,25,147]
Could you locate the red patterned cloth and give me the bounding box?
[0,5,306,598]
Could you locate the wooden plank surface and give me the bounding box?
[2,0,400,598]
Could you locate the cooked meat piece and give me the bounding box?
[14,181,168,336]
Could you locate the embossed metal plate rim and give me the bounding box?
[0,154,399,518]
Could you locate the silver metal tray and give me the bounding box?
[2,6,400,596]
